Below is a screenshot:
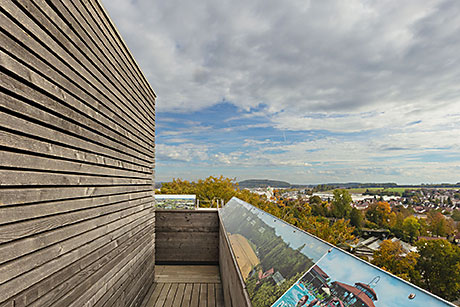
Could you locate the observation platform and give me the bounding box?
[148,199,456,307]
[143,265,224,307]
[142,209,250,307]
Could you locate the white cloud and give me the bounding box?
[156,143,209,162]
[103,0,460,113]
[103,0,460,132]
[102,0,460,183]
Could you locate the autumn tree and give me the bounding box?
[302,216,356,247]
[350,207,364,229]
[160,176,237,207]
[372,240,420,283]
[309,195,322,205]
[330,189,352,219]
[160,178,195,194]
[310,197,329,217]
[281,199,311,228]
[451,209,460,222]
[195,176,236,206]
[402,216,421,243]
[427,211,454,237]
[391,212,405,239]
[415,239,460,301]
[365,201,394,228]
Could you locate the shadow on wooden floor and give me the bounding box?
[142,265,224,307]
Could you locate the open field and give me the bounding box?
[384,187,421,192]
[228,233,260,281]
[322,187,422,194]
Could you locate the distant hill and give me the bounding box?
[238,179,291,189]
[156,180,459,191]
[320,182,460,189]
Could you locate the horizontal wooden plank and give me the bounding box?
[0,185,153,207]
[81,0,156,103]
[0,150,152,180]
[0,5,155,141]
[0,88,152,165]
[0,49,153,161]
[153,277,221,284]
[156,251,218,263]
[0,194,153,244]
[156,225,219,233]
[39,0,154,99]
[0,169,151,186]
[0,47,153,157]
[34,0,156,130]
[155,244,218,255]
[156,210,218,214]
[155,211,219,264]
[15,0,155,135]
[96,248,154,307]
[0,0,156,306]
[155,218,219,227]
[156,212,219,226]
[0,208,154,301]
[50,231,153,307]
[68,240,154,307]
[55,0,156,128]
[0,202,153,279]
[0,129,152,174]
[155,247,218,257]
[0,190,152,225]
[0,108,153,170]
[1,63,153,159]
[156,232,218,243]
[12,217,153,307]
[56,0,156,112]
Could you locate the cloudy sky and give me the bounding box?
[102,0,460,184]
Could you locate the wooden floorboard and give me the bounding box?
[143,266,224,307]
[154,266,221,283]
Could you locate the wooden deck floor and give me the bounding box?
[143,266,224,307]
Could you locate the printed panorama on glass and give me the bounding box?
[220,197,330,307]
[220,197,455,307]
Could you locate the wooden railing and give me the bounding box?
[154,209,251,306]
[155,210,219,264]
[218,214,252,307]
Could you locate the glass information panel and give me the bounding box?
[220,197,454,307]
[154,194,196,209]
[220,198,331,307]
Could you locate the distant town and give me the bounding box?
[249,185,460,215]
[247,182,460,259]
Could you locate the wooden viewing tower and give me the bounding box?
[0,1,249,306]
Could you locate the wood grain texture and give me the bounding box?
[155,210,219,264]
[218,214,252,307]
[0,0,155,306]
[142,265,225,307]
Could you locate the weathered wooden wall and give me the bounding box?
[155,210,219,264]
[0,0,156,306]
[218,215,252,307]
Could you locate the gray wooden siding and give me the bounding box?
[0,0,155,306]
[155,210,219,264]
[218,215,252,307]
